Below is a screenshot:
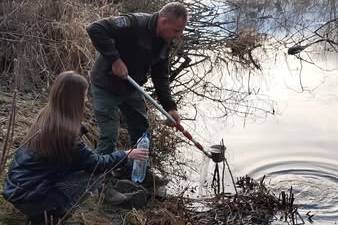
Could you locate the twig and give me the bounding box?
[225,157,238,195]
[0,90,17,174]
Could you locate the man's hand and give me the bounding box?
[112,58,128,79]
[166,109,180,126]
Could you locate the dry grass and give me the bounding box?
[0,0,120,92]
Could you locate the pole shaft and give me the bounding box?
[127,76,176,123]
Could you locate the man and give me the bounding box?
[87,2,187,154]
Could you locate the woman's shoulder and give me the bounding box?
[74,140,96,160]
[14,146,36,160]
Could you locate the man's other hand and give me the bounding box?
[166,110,180,126]
[112,58,128,79]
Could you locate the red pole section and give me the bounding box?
[175,123,192,140]
[175,123,210,157]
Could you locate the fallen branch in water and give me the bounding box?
[125,175,307,225]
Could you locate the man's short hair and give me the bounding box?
[159,2,188,21]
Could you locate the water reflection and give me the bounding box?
[174,37,338,225]
[167,1,338,224]
[181,68,336,223]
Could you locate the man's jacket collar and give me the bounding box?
[148,13,159,38]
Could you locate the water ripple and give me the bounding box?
[246,160,338,223]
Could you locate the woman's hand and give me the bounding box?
[125,148,149,160]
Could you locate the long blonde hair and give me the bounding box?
[24,71,89,164]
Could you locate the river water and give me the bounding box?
[165,1,338,224]
[169,49,338,225]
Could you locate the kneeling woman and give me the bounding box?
[2,71,148,224]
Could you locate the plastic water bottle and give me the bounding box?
[131,132,150,183]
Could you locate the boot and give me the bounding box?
[113,179,148,194]
[103,188,128,206]
[121,190,148,209]
[103,188,148,209]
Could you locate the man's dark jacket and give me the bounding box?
[86,12,177,111]
[2,142,127,204]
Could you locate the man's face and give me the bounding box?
[158,17,186,42]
